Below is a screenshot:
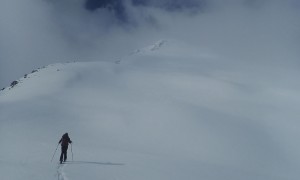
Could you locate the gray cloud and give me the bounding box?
[84,0,205,13]
[84,0,128,22]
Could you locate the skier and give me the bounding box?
[58,133,72,164]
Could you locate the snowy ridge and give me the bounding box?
[116,39,216,67]
[130,39,167,55]
[114,39,168,64]
[0,62,76,102]
[1,40,300,180]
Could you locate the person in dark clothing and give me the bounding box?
[58,133,72,163]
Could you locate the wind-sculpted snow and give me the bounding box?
[1,40,300,179]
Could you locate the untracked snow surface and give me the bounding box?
[1,40,300,179]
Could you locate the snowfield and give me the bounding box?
[1,40,300,179]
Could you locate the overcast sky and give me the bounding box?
[0,0,299,88]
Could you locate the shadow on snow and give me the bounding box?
[64,161,125,166]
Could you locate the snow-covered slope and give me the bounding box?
[1,40,300,180]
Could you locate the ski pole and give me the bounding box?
[71,143,74,161]
[51,143,59,162]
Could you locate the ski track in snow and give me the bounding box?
[57,164,69,180]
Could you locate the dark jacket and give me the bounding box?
[59,133,72,147]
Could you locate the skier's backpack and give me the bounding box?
[61,137,69,146]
